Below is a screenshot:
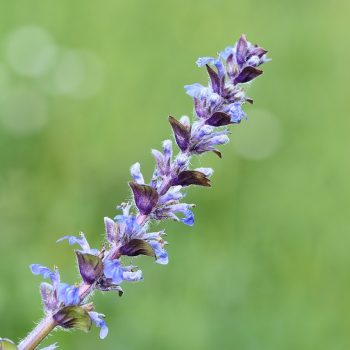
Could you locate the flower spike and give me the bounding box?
[19,35,270,349]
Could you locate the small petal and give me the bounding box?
[149,240,168,265]
[104,217,117,243]
[208,135,230,146]
[196,56,216,67]
[179,115,190,127]
[151,149,165,174]
[130,162,144,184]
[168,203,195,226]
[89,312,109,340]
[181,209,194,226]
[220,46,235,60]
[175,153,189,169]
[228,102,246,123]
[103,260,124,285]
[57,283,80,306]
[122,269,143,282]
[30,264,60,285]
[159,186,184,204]
[163,140,172,160]
[184,83,207,98]
[246,55,260,67]
[40,282,59,312]
[57,233,98,255]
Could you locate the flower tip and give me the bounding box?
[100,325,109,339]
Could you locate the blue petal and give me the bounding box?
[88,312,109,339]
[57,283,80,306]
[57,233,99,255]
[184,83,206,98]
[220,46,235,60]
[181,209,195,226]
[196,56,216,67]
[99,324,109,339]
[149,241,169,265]
[30,264,60,285]
[114,215,140,237]
[103,260,123,285]
[104,217,116,243]
[130,162,144,184]
[208,135,230,146]
[229,102,246,123]
[122,269,143,282]
[197,56,225,79]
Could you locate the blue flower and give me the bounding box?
[227,102,246,123]
[89,311,108,339]
[196,56,217,67]
[103,259,143,285]
[158,185,184,204]
[196,56,225,79]
[149,240,168,265]
[30,264,79,307]
[184,83,207,98]
[30,264,59,285]
[57,233,99,255]
[219,46,235,60]
[57,283,80,306]
[113,214,141,239]
[130,162,145,184]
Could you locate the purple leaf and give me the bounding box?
[129,182,159,215]
[205,112,232,127]
[76,252,103,284]
[172,170,211,187]
[236,34,248,66]
[234,66,263,84]
[247,46,268,59]
[205,64,220,93]
[120,239,155,257]
[168,116,191,152]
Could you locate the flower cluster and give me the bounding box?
[22,35,269,349]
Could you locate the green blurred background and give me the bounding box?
[1,0,349,349]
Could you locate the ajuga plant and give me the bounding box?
[0,35,270,350]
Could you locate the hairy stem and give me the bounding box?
[18,316,57,350]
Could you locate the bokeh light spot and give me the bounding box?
[0,86,48,136]
[231,109,282,160]
[4,26,58,77]
[41,49,105,98]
